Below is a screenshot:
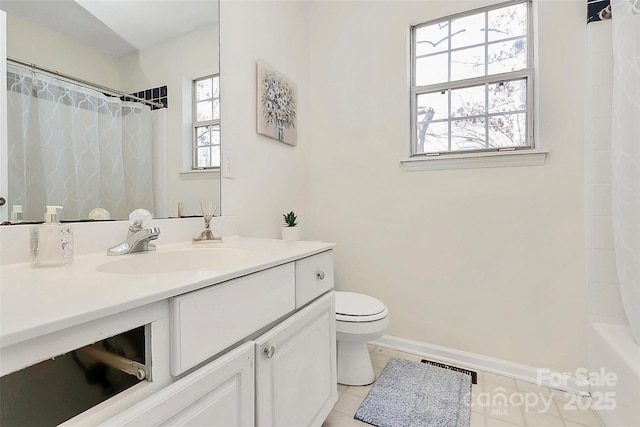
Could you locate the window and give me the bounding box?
[411,0,532,156]
[193,75,220,169]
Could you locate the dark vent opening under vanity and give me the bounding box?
[0,326,147,426]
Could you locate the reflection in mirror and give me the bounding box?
[1,0,220,222]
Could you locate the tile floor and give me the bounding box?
[322,345,603,427]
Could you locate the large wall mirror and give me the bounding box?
[0,0,220,222]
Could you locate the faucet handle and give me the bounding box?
[129,209,153,230]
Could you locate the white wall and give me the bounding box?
[306,0,588,374]
[119,25,221,218]
[6,15,121,89]
[219,0,311,238]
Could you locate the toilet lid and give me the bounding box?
[336,292,386,317]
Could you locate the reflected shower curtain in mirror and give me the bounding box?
[611,0,640,345]
[6,65,153,221]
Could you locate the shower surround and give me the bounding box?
[585,2,640,425]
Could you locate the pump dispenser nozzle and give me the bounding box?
[45,205,63,223]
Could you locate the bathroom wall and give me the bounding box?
[585,19,626,325]
[219,0,312,238]
[118,24,221,218]
[6,15,121,89]
[306,0,588,374]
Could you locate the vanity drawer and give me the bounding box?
[170,263,295,376]
[295,251,334,308]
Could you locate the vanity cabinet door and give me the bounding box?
[101,342,254,427]
[255,291,337,427]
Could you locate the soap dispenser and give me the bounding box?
[10,205,23,222]
[30,206,74,267]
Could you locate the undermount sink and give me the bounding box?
[96,248,249,274]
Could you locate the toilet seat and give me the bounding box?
[336,292,388,322]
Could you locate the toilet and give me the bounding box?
[335,291,389,386]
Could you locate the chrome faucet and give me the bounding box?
[107,215,161,256]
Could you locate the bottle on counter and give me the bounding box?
[11,205,23,222]
[30,205,74,267]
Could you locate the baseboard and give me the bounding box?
[370,335,591,396]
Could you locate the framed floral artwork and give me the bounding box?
[257,60,297,146]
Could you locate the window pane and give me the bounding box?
[488,79,526,113]
[210,125,220,146]
[488,3,527,42]
[415,22,449,56]
[416,53,448,86]
[450,46,485,81]
[211,76,220,98]
[451,85,485,118]
[450,12,485,49]
[195,126,210,146]
[210,145,221,167]
[196,100,213,121]
[487,38,527,74]
[417,91,449,121]
[419,121,449,153]
[196,78,213,101]
[451,117,486,151]
[488,113,527,147]
[196,147,211,168]
[213,99,220,120]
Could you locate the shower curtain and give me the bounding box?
[6,65,153,221]
[611,0,640,345]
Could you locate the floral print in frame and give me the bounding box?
[257,60,297,146]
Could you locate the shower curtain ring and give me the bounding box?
[31,64,38,86]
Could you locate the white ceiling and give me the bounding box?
[0,0,219,57]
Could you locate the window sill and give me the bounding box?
[400,150,548,172]
[179,168,220,179]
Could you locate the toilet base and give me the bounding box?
[337,340,375,386]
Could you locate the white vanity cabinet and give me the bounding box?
[109,290,338,427]
[109,250,336,426]
[255,291,337,427]
[0,238,336,427]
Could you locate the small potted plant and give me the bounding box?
[281,210,300,241]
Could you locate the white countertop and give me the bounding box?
[0,236,334,349]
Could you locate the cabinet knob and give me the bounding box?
[0,197,5,206]
[264,346,275,359]
[317,271,325,280]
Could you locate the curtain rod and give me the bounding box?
[6,56,164,109]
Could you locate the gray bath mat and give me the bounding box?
[354,357,471,427]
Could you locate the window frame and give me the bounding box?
[409,0,534,158]
[192,74,220,170]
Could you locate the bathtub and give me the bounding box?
[590,322,640,426]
